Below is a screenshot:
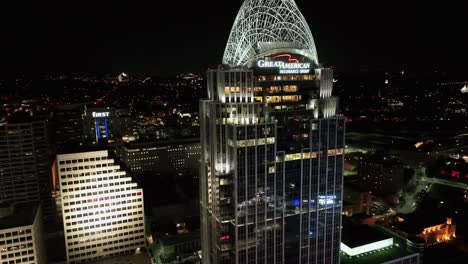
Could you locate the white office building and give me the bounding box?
[57,150,145,264]
[0,203,46,264]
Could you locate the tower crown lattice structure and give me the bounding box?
[223,0,318,66]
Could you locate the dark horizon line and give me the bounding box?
[1,67,467,80]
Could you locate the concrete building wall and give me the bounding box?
[57,150,145,264]
[0,205,46,264]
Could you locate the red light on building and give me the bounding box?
[219,235,230,241]
[440,170,446,175]
[451,171,461,179]
[272,54,300,63]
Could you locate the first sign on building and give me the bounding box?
[92,112,110,118]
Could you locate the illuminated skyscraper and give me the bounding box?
[200,0,345,263]
[57,149,145,264]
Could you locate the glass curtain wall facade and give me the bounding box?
[200,1,345,263]
[200,68,284,264]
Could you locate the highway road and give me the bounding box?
[420,176,468,190]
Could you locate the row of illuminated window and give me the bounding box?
[65,210,143,224]
[257,75,317,81]
[254,95,302,103]
[263,85,298,93]
[270,104,308,111]
[59,163,114,172]
[0,230,32,239]
[65,207,143,222]
[60,171,123,182]
[66,224,144,240]
[61,183,133,193]
[0,248,34,257]
[62,186,136,197]
[65,203,142,216]
[62,189,138,201]
[66,217,143,233]
[61,176,128,186]
[228,137,275,147]
[0,237,33,246]
[224,86,297,94]
[224,87,252,94]
[64,204,142,218]
[59,156,108,165]
[276,149,345,162]
[61,180,132,191]
[63,191,139,206]
[60,173,124,181]
[0,245,33,254]
[0,256,35,263]
[68,235,143,253]
[128,157,159,161]
[127,147,197,153]
[64,200,142,213]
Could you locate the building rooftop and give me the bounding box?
[125,137,199,149]
[341,220,420,264]
[160,230,200,247]
[57,142,107,155]
[340,245,418,264]
[393,213,449,234]
[2,111,45,125]
[54,103,85,111]
[0,203,38,230]
[342,220,390,248]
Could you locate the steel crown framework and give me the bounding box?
[223,0,319,66]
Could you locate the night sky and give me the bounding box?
[1,0,467,76]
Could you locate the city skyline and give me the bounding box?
[0,0,467,264]
[1,0,467,76]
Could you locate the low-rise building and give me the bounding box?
[392,213,456,245]
[156,230,201,264]
[123,138,200,178]
[341,219,422,264]
[343,177,372,216]
[90,251,152,264]
[0,203,46,264]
